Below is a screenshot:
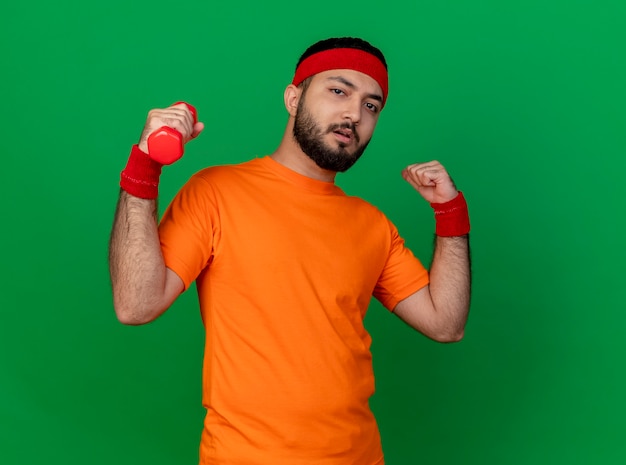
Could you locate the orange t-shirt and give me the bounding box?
[158,156,429,465]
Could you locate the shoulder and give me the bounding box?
[192,157,264,182]
[336,193,400,241]
[179,157,266,195]
[343,193,389,221]
[172,157,274,210]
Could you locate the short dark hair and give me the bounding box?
[295,37,387,71]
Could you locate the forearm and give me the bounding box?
[427,234,471,340]
[108,190,172,324]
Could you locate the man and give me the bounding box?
[109,37,471,465]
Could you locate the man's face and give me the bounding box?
[292,69,383,172]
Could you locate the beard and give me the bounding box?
[292,98,370,173]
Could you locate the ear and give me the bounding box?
[284,84,301,117]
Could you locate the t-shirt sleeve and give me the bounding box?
[373,219,430,311]
[158,172,218,290]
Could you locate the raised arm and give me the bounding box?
[393,161,471,342]
[108,103,204,325]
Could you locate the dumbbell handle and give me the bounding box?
[147,102,197,165]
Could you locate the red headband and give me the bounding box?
[292,48,388,107]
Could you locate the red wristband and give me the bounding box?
[430,191,470,237]
[120,145,163,199]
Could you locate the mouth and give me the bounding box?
[332,128,354,144]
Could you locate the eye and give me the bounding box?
[365,102,379,113]
[331,88,345,95]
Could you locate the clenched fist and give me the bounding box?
[402,161,459,204]
[138,103,204,154]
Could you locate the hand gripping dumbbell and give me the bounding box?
[147,102,197,165]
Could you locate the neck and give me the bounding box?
[270,118,337,183]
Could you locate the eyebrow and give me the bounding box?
[326,76,383,103]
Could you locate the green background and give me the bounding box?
[1,0,625,463]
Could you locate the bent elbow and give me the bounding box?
[432,329,465,343]
[116,311,151,326]
[448,329,465,343]
[113,299,157,326]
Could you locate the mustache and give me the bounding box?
[326,122,360,143]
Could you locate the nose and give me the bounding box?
[342,96,361,125]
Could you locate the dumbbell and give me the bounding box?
[147,102,197,165]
